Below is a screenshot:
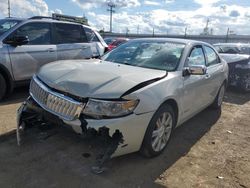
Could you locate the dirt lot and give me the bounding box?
[0,87,249,188]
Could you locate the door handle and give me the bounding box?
[205,74,211,79]
[47,48,55,52]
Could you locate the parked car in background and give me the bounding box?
[107,37,129,51]
[0,14,108,100]
[104,37,116,45]
[214,43,250,91]
[17,38,228,172]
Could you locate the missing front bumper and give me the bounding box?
[16,97,153,173]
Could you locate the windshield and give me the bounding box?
[214,45,250,55]
[0,19,21,36]
[102,40,185,71]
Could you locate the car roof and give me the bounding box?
[130,38,209,45]
[1,17,24,21]
[214,43,250,47]
[7,17,95,30]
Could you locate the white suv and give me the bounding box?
[0,15,107,100]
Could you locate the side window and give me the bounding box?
[187,46,206,66]
[12,22,51,45]
[84,27,99,42]
[54,23,87,44]
[204,46,220,66]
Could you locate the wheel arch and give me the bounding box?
[160,98,179,128]
[0,64,14,94]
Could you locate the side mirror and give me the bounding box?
[183,65,207,76]
[4,35,29,46]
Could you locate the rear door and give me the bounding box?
[7,22,57,81]
[203,45,224,102]
[53,23,94,60]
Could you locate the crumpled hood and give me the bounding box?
[37,59,166,98]
[220,53,250,64]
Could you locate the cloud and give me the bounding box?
[72,0,140,10]
[87,2,250,35]
[194,0,222,7]
[1,0,250,35]
[144,1,160,6]
[165,0,175,4]
[0,0,62,18]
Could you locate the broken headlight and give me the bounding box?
[82,99,139,118]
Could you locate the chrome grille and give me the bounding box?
[30,76,84,121]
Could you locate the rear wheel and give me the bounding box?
[0,74,7,101]
[211,83,225,109]
[140,104,176,158]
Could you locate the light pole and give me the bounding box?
[107,2,115,33]
[8,0,11,18]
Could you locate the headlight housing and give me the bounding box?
[82,99,139,118]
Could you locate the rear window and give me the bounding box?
[111,39,127,46]
[54,23,87,44]
[84,27,99,42]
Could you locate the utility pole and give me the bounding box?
[226,27,230,43]
[184,27,187,38]
[107,2,115,33]
[8,0,11,18]
[152,28,155,37]
[137,25,139,34]
[126,27,129,37]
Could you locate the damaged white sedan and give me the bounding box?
[17,38,228,172]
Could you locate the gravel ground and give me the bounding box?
[0,87,249,188]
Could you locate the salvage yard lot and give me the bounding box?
[0,88,249,188]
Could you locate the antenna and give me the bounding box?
[8,0,10,18]
[107,1,115,33]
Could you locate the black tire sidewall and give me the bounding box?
[0,74,7,100]
[211,83,225,109]
[140,104,176,157]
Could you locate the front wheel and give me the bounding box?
[140,104,176,158]
[211,83,226,109]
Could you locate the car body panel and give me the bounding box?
[8,44,57,81]
[0,42,13,77]
[37,59,166,99]
[56,43,96,61]
[65,111,155,157]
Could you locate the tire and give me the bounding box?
[140,104,176,158]
[211,83,226,109]
[0,73,7,101]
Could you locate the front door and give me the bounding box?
[7,22,57,81]
[181,45,209,120]
[203,45,224,103]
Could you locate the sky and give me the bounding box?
[0,0,250,35]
